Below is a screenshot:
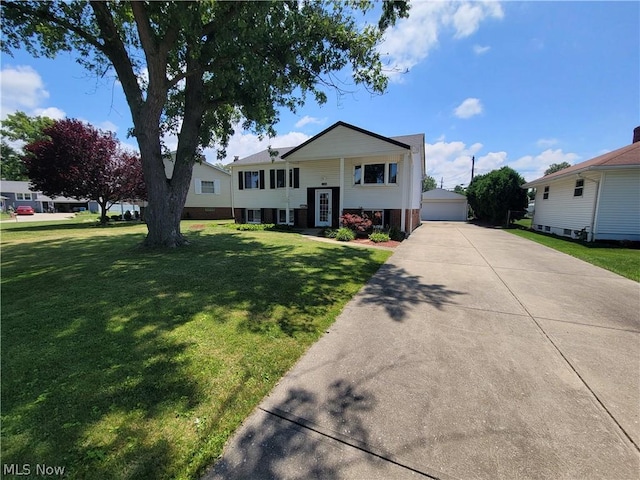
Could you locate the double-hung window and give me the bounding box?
[244,171,260,189]
[573,179,584,197]
[543,186,550,200]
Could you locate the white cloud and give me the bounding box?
[473,44,491,55]
[425,139,580,189]
[1,65,50,118]
[511,149,580,181]
[294,115,327,128]
[454,98,483,119]
[451,2,504,39]
[33,107,66,120]
[425,140,484,188]
[379,1,503,81]
[199,125,310,164]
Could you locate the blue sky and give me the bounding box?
[2,1,638,189]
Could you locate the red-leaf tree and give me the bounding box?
[24,119,146,224]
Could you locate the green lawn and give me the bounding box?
[507,225,640,282]
[1,220,391,479]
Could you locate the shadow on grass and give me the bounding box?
[1,228,388,478]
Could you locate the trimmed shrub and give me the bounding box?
[335,227,355,241]
[369,232,391,243]
[388,227,405,241]
[340,213,372,237]
[322,228,338,238]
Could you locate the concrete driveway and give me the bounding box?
[207,222,640,479]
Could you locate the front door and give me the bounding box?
[315,189,332,227]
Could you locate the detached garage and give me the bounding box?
[421,188,468,221]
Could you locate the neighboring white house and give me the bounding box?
[522,135,640,242]
[163,155,233,220]
[421,188,468,221]
[229,121,425,234]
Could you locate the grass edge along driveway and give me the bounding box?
[507,225,639,282]
[1,220,392,479]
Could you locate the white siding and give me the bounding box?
[343,155,405,208]
[163,159,232,208]
[232,156,407,210]
[595,170,640,241]
[285,125,409,160]
[531,173,599,238]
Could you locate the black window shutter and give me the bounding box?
[259,170,265,189]
[238,171,244,190]
[294,168,300,188]
[270,169,275,189]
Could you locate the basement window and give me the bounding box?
[574,179,584,197]
[246,209,261,224]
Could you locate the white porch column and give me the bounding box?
[401,152,409,232]
[339,157,345,222]
[285,160,290,224]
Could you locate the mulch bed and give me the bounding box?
[351,238,402,248]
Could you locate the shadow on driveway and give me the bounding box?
[357,264,466,321]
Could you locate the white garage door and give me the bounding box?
[421,201,467,221]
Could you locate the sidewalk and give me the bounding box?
[205,222,640,479]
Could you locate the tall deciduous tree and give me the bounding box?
[422,175,437,192]
[466,167,528,224]
[1,142,28,180]
[1,111,55,180]
[24,119,145,224]
[2,1,408,247]
[544,161,572,176]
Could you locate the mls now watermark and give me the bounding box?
[3,463,66,476]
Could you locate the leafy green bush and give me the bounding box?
[466,166,527,225]
[388,226,405,241]
[335,227,355,241]
[322,228,338,238]
[226,223,276,231]
[369,232,390,243]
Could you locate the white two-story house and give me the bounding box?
[229,121,425,235]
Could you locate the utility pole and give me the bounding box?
[471,156,475,183]
[440,177,443,188]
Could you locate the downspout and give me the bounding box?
[590,174,603,242]
[579,173,601,242]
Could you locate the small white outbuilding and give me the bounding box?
[421,188,468,221]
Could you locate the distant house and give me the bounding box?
[163,154,233,220]
[229,121,425,234]
[421,188,468,221]
[0,180,99,213]
[523,130,640,242]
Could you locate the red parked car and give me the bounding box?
[15,206,35,215]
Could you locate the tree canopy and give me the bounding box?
[422,175,437,192]
[544,162,572,176]
[466,166,528,224]
[0,112,55,181]
[2,0,409,247]
[24,119,145,224]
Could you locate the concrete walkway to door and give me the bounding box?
[206,222,640,480]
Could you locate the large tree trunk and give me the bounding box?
[136,131,194,248]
